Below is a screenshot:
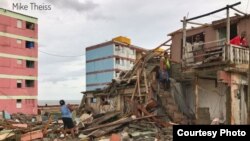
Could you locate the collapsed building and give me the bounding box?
[80,2,250,126]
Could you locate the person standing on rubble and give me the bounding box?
[59,99,75,138]
[159,51,171,90]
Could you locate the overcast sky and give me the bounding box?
[0,0,249,100]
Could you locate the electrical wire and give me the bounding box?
[39,49,85,57]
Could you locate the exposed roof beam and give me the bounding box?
[186,2,241,21]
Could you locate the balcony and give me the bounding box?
[182,40,249,70]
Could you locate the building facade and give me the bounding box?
[0,8,38,114]
[86,37,145,91]
[169,15,250,124]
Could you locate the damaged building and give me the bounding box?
[80,2,250,125]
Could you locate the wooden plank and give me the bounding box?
[87,112,121,128]
[11,124,27,128]
[143,68,149,94]
[21,130,43,141]
[81,115,157,133]
[186,2,240,21]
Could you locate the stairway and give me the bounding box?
[158,88,189,124]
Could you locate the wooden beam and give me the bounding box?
[186,2,241,21]
[182,16,187,67]
[180,20,207,26]
[195,76,199,119]
[231,7,247,16]
[81,115,157,133]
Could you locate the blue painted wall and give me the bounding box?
[86,45,114,60]
[86,58,114,73]
[86,72,114,84]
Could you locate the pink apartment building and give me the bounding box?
[0,8,38,114]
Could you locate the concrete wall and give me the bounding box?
[85,93,120,114]
[86,72,113,84]
[170,26,217,63]
[198,79,227,122]
[86,58,114,73]
[0,10,38,115]
[86,45,113,60]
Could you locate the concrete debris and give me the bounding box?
[0,46,189,140]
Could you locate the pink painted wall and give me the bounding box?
[0,78,37,96]
[0,13,38,115]
[0,57,37,76]
[0,99,37,115]
[0,15,38,38]
[0,36,38,57]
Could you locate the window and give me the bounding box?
[16,39,22,44]
[17,80,22,88]
[100,96,110,105]
[16,99,22,108]
[25,41,34,49]
[90,98,97,103]
[121,47,124,53]
[17,20,22,28]
[121,59,124,66]
[26,22,35,30]
[17,59,22,65]
[115,71,120,78]
[25,80,34,87]
[115,58,120,65]
[186,32,205,44]
[132,49,135,55]
[115,45,120,51]
[26,60,35,68]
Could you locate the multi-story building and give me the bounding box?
[86,36,145,91]
[0,8,38,114]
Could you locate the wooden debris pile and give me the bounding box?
[77,39,194,140]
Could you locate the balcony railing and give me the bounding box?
[183,39,249,68]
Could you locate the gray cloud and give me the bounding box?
[46,0,98,12]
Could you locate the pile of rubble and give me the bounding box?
[0,42,194,140]
[75,41,195,140]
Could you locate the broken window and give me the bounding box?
[17,20,22,28]
[16,99,22,108]
[90,98,97,103]
[25,80,34,87]
[26,22,35,30]
[26,60,35,68]
[17,80,22,88]
[25,41,34,49]
[100,96,110,105]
